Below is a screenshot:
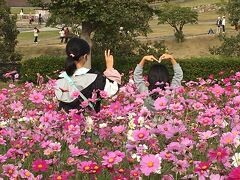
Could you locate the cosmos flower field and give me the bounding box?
[0,72,240,180]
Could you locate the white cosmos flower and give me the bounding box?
[232,152,240,167]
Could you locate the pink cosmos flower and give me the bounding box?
[0,93,7,103]
[112,125,126,134]
[220,132,236,146]
[2,164,18,178]
[157,123,176,139]
[197,116,213,126]
[169,102,184,111]
[210,174,225,180]
[133,128,149,141]
[233,95,240,105]
[102,151,124,168]
[140,154,161,176]
[154,97,168,110]
[67,157,76,165]
[10,100,23,113]
[0,155,7,163]
[77,161,101,174]
[32,159,49,172]
[100,90,109,98]
[228,166,240,180]
[69,145,88,157]
[110,101,122,112]
[19,169,34,179]
[70,90,80,98]
[198,130,217,140]
[192,102,204,110]
[208,147,229,163]
[29,91,44,104]
[211,84,224,97]
[49,142,61,152]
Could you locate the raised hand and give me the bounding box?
[105,49,114,70]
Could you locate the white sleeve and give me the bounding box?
[104,79,119,97]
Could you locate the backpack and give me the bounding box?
[37,29,40,33]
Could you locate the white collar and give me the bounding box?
[59,67,90,77]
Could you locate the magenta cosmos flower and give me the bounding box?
[140,154,161,176]
[208,147,229,163]
[133,128,149,141]
[29,91,44,104]
[32,159,49,172]
[228,166,240,180]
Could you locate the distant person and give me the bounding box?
[29,12,34,24]
[222,16,226,33]
[59,28,65,43]
[216,17,222,34]
[64,27,70,43]
[208,28,214,34]
[38,13,42,25]
[33,27,40,44]
[19,8,24,21]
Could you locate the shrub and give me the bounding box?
[209,33,240,57]
[20,56,65,82]
[21,55,240,83]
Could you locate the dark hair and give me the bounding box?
[65,38,90,76]
[148,64,170,93]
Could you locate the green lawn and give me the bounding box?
[17,31,60,45]
[152,0,223,7]
[10,7,36,15]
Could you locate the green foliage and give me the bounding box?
[92,28,166,57]
[21,56,65,82]
[209,33,240,57]
[46,0,153,63]
[27,0,49,9]
[21,55,240,83]
[0,0,21,63]
[226,0,240,25]
[156,3,198,42]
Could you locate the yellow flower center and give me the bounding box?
[84,166,90,171]
[94,165,99,170]
[217,152,222,156]
[133,172,138,176]
[138,133,144,138]
[8,169,13,174]
[38,164,43,169]
[165,153,171,158]
[108,157,115,163]
[147,161,154,167]
[25,172,31,177]
[201,165,208,170]
[57,176,62,180]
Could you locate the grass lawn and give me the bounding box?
[152,0,223,7]
[10,7,36,15]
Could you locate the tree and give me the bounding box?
[46,0,153,68]
[27,0,50,9]
[226,0,240,30]
[0,0,21,63]
[156,3,198,42]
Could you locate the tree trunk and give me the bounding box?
[81,22,93,68]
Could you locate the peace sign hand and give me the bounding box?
[105,49,114,70]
